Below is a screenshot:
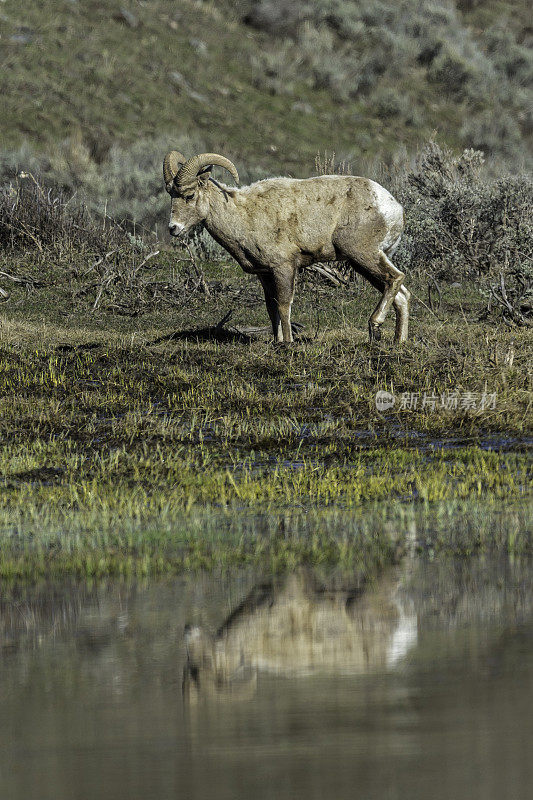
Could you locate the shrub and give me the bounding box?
[243,0,307,36]
[391,142,533,324]
[484,27,533,86]
[250,42,299,96]
[460,111,524,161]
[0,134,209,236]
[0,175,123,255]
[0,134,271,264]
[242,0,531,167]
[0,173,220,314]
[427,45,478,99]
[374,88,422,125]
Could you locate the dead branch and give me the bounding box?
[0,270,45,287]
[303,263,349,287]
[84,249,118,275]
[131,249,160,276]
[214,310,233,329]
[92,272,116,312]
[428,275,442,311]
[181,239,210,295]
[488,272,532,327]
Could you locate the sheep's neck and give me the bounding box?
[203,187,259,272]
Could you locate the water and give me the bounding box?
[1,559,533,800]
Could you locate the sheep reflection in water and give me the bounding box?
[182,569,417,701]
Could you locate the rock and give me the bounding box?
[10,27,33,44]
[244,1,306,37]
[189,38,208,56]
[10,33,33,44]
[114,8,138,28]
[291,101,313,114]
[169,71,208,104]
[169,12,182,30]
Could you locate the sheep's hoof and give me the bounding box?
[368,322,382,343]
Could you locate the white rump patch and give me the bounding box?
[370,181,404,251]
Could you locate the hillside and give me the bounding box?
[0,0,531,226]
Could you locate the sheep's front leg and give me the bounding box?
[273,267,296,344]
[258,275,283,342]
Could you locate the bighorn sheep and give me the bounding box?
[164,151,410,343]
[182,569,417,701]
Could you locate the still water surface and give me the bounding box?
[1,558,533,800]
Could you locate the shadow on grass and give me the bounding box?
[6,467,64,487]
[150,320,310,346]
[150,326,255,345]
[55,342,102,353]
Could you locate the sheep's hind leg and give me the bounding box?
[258,274,283,342]
[365,251,405,343]
[340,246,405,343]
[393,285,410,343]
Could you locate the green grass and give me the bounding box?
[0,253,531,578]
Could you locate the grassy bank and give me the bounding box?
[0,258,531,577]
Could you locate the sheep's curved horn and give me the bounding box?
[163,151,186,187]
[177,153,239,195]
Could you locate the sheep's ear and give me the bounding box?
[197,165,212,188]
